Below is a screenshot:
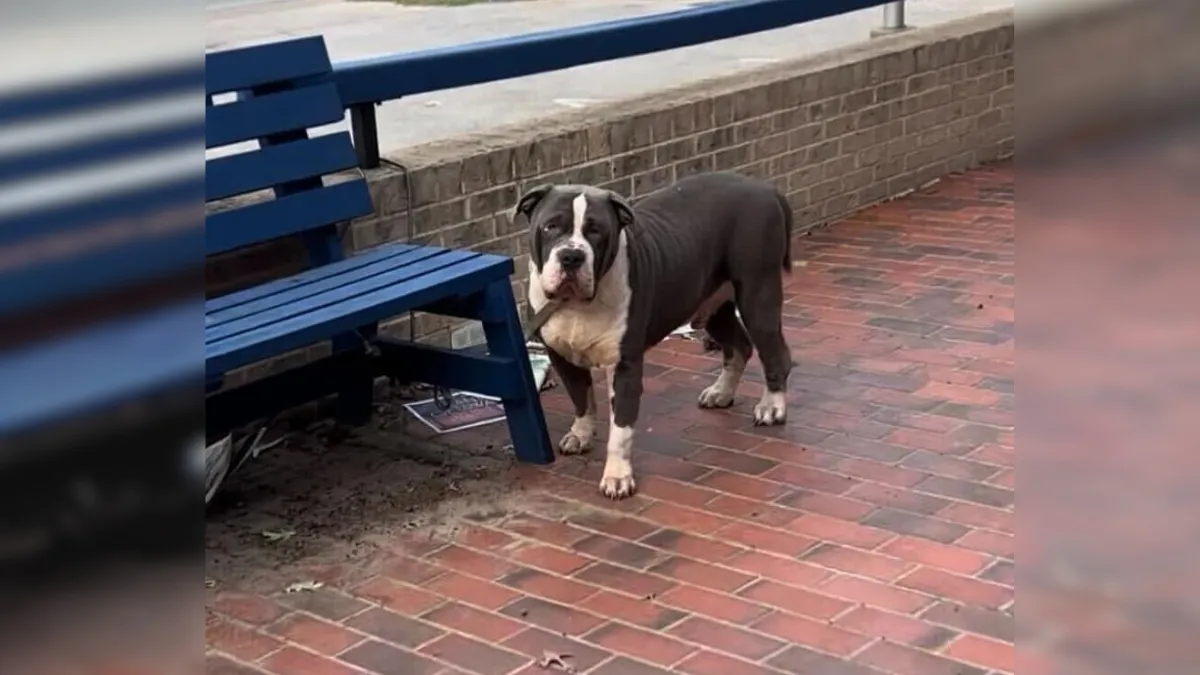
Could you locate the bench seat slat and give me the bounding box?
[206,251,512,375]
[207,245,446,327]
[205,83,345,149]
[206,241,418,315]
[0,302,202,436]
[207,245,484,342]
[205,132,360,201]
[205,35,331,95]
[205,179,373,255]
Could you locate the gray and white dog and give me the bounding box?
[516,171,794,499]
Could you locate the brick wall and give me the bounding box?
[209,10,1014,384]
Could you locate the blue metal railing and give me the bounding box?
[320,0,904,167]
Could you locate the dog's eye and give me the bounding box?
[542,221,561,232]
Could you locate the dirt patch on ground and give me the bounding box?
[204,384,581,595]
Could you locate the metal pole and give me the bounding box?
[871,1,908,37]
[882,1,906,31]
[349,103,381,169]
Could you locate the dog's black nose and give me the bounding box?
[557,248,586,272]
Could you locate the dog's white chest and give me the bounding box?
[540,309,624,369]
[529,227,632,370]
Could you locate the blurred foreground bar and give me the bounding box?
[1019,1,1200,674]
[0,1,203,671]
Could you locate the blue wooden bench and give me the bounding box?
[204,36,554,464]
[0,60,205,442]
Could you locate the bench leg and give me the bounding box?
[332,327,376,427]
[481,280,555,465]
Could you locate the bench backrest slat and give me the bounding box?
[206,132,359,202]
[207,180,371,256]
[205,83,345,149]
[0,62,204,319]
[205,36,373,269]
[205,35,332,95]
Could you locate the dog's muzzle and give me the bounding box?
[557,247,586,274]
[548,246,592,298]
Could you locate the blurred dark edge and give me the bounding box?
[0,120,203,632]
[0,43,206,610]
[0,261,203,604]
[0,386,200,670]
[0,384,202,603]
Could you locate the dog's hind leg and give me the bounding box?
[735,279,793,425]
[697,301,755,409]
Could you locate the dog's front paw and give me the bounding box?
[697,383,736,409]
[558,430,592,455]
[599,469,637,500]
[558,415,595,455]
[600,424,636,499]
[753,391,787,426]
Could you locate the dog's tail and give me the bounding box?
[776,190,794,275]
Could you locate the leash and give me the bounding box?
[523,300,563,343]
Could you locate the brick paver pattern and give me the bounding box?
[207,163,1014,675]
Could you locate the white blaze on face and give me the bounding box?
[538,192,596,298]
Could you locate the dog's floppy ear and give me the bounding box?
[514,184,554,222]
[607,190,635,229]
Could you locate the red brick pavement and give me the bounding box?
[207,162,1014,675]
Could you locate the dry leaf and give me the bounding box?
[284,580,324,593]
[537,650,576,672]
[261,529,295,542]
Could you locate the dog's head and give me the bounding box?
[514,184,635,301]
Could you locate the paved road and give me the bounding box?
[207,0,1014,155]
